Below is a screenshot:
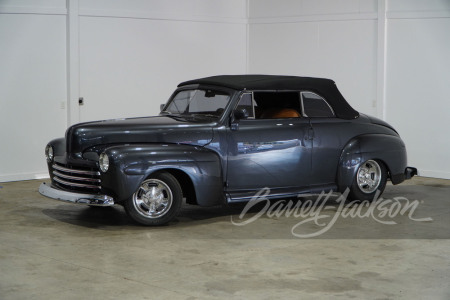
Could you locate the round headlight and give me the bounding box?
[45,145,54,162]
[99,153,109,173]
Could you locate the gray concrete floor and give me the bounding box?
[0,177,449,299]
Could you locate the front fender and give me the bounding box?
[48,137,66,157]
[100,144,223,206]
[337,134,407,192]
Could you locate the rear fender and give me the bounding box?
[337,134,407,192]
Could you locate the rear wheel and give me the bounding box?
[349,160,387,201]
[124,172,182,226]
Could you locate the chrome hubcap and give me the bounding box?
[356,160,382,194]
[133,179,173,218]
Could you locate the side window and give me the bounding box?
[236,93,256,119]
[301,92,335,117]
[253,92,301,119]
[235,92,304,119]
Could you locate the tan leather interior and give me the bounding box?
[260,108,301,119]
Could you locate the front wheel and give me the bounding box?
[349,160,387,201]
[124,172,182,226]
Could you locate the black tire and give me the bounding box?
[124,172,182,226]
[349,160,387,201]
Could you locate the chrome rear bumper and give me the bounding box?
[39,182,114,206]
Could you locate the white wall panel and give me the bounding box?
[195,0,247,19]
[386,18,450,179]
[249,0,304,18]
[0,0,66,10]
[79,0,247,20]
[78,17,246,122]
[387,0,450,12]
[249,20,378,115]
[80,0,194,14]
[0,13,67,182]
[316,20,377,115]
[249,0,377,18]
[302,0,363,15]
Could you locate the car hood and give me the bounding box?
[66,116,216,157]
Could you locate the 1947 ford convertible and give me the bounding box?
[39,75,417,225]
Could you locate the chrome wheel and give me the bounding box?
[132,179,173,219]
[356,160,382,194]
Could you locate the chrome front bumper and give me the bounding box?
[39,182,115,206]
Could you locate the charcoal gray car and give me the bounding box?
[39,75,417,225]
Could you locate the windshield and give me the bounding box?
[162,89,230,118]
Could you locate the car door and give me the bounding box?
[226,92,312,199]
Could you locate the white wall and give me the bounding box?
[248,0,378,116]
[78,0,247,122]
[385,1,450,179]
[0,0,247,182]
[248,0,450,179]
[0,0,67,182]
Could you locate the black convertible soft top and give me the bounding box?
[179,75,359,119]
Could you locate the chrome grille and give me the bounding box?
[52,163,101,191]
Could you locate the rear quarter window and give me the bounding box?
[301,91,335,118]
